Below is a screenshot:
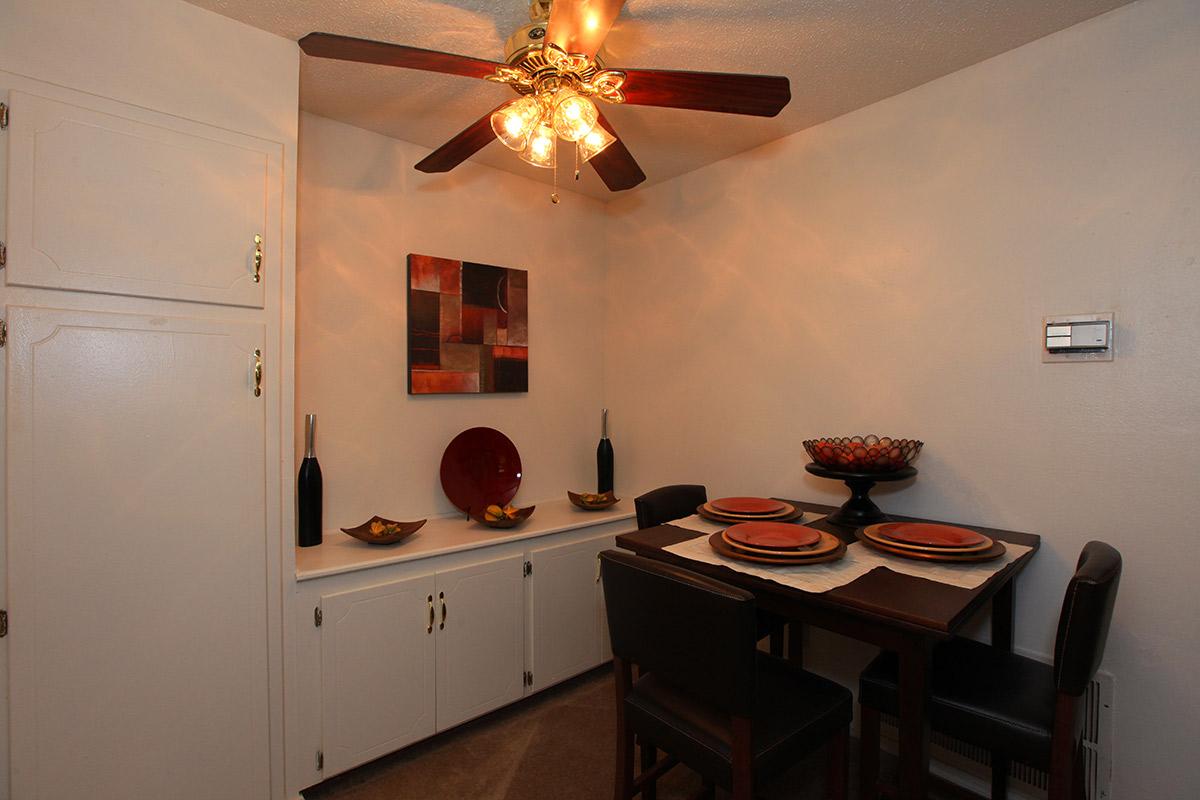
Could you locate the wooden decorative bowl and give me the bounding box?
[340,516,427,545]
[803,435,923,473]
[568,490,620,511]
[470,505,536,529]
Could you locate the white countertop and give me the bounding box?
[295,497,637,581]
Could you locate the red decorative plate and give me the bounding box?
[871,522,986,548]
[709,532,846,565]
[710,496,788,515]
[724,522,821,550]
[439,427,522,515]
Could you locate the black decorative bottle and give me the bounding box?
[297,413,323,547]
[596,408,614,494]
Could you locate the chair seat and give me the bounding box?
[859,638,1056,769]
[626,652,851,788]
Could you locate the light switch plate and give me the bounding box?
[1043,312,1115,363]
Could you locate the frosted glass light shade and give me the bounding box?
[551,89,599,142]
[491,97,542,151]
[577,125,616,162]
[520,123,557,168]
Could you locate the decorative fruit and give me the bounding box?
[368,520,405,537]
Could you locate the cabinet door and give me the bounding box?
[434,554,526,731]
[528,531,615,692]
[320,574,437,777]
[5,89,280,307]
[6,306,270,800]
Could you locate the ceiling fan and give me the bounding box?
[299,0,791,199]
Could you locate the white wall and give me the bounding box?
[296,113,609,527]
[604,0,1199,796]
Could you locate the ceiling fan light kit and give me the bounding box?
[298,0,792,202]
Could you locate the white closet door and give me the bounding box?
[528,533,613,691]
[5,89,281,307]
[320,574,437,777]
[434,554,526,731]
[6,306,271,800]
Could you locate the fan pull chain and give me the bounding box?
[551,142,560,204]
[575,141,582,181]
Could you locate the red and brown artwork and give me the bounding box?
[408,254,529,394]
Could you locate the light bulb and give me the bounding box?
[577,125,616,162]
[491,97,542,151]
[552,89,599,142]
[519,123,557,168]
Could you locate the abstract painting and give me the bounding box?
[407,254,529,394]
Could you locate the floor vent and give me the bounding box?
[879,668,1113,799]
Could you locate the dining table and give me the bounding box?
[615,498,1041,800]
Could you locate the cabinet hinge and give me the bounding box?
[0,103,8,130]
[523,670,533,687]
[316,750,324,771]
[523,560,532,577]
[0,240,7,268]
[0,609,7,638]
[314,606,322,627]
[0,319,8,348]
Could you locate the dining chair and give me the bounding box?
[857,540,1122,800]
[600,549,852,800]
[634,484,791,660]
[634,484,709,529]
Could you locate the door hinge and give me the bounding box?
[314,606,322,627]
[0,319,8,348]
[0,609,7,638]
[523,560,532,576]
[316,750,324,771]
[0,103,8,130]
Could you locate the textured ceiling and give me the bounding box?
[185,0,1134,200]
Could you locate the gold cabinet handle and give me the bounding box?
[439,592,447,630]
[596,553,602,583]
[426,594,434,634]
[253,349,263,397]
[253,234,263,283]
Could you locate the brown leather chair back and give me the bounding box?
[1053,541,1122,696]
[634,484,708,529]
[600,550,758,716]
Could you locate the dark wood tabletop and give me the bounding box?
[615,499,1040,640]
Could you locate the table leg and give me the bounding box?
[787,622,804,665]
[897,639,933,800]
[992,580,1014,652]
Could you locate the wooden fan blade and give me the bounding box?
[299,33,502,80]
[415,103,508,174]
[588,112,645,192]
[546,0,626,59]
[620,69,791,117]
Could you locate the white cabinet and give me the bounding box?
[5,306,271,800]
[528,530,616,691]
[294,510,634,788]
[320,574,437,777]
[5,90,282,308]
[317,553,526,777]
[434,555,527,730]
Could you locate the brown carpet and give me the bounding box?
[304,667,915,800]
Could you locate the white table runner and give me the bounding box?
[663,514,1032,593]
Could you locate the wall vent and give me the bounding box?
[880,668,1113,799]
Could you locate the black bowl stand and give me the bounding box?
[804,462,918,528]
